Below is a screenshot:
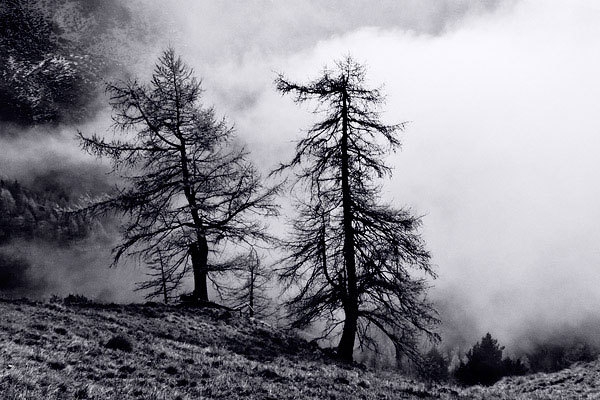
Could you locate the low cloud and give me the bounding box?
[4,0,600,356]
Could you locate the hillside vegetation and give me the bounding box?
[0,298,598,399]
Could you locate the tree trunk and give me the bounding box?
[160,262,168,304]
[337,89,358,362]
[191,236,209,302]
[338,305,358,362]
[177,125,209,303]
[249,267,255,317]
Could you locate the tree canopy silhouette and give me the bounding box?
[454,332,527,386]
[455,333,504,386]
[274,56,438,363]
[79,48,278,302]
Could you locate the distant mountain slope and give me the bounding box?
[0,179,91,244]
[0,0,155,126]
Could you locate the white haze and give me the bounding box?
[4,0,600,350]
[136,0,600,349]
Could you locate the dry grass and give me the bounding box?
[460,360,600,399]
[0,298,597,399]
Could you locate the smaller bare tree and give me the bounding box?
[135,247,187,303]
[219,247,274,318]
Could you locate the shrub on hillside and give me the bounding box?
[527,340,597,373]
[64,294,92,305]
[105,334,133,352]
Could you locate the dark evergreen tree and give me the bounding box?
[79,49,279,303]
[501,357,528,377]
[455,333,504,386]
[274,56,438,363]
[455,332,527,386]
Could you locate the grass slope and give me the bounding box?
[462,361,600,399]
[0,298,597,399]
[0,298,454,399]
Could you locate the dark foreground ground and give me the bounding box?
[0,298,598,399]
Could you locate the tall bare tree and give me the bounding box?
[274,56,438,363]
[79,48,278,302]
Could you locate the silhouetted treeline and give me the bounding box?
[0,179,91,244]
[454,333,527,386]
[440,332,600,387]
[527,339,597,373]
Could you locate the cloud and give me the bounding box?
[6,0,600,354]
[126,1,513,175]
[298,1,600,348]
[0,122,116,195]
[140,0,509,62]
[110,1,600,349]
[161,0,600,349]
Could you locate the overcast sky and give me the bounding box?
[5,0,600,348]
[141,0,600,347]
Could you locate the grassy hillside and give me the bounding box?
[0,298,598,399]
[462,361,600,399]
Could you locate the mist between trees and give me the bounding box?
[58,47,435,366]
[3,40,598,376]
[2,35,597,377]
[3,2,600,384]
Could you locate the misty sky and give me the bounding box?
[4,0,600,349]
[142,0,600,347]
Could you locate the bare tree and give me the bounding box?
[135,247,185,303]
[219,247,274,318]
[274,56,438,363]
[79,48,279,303]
